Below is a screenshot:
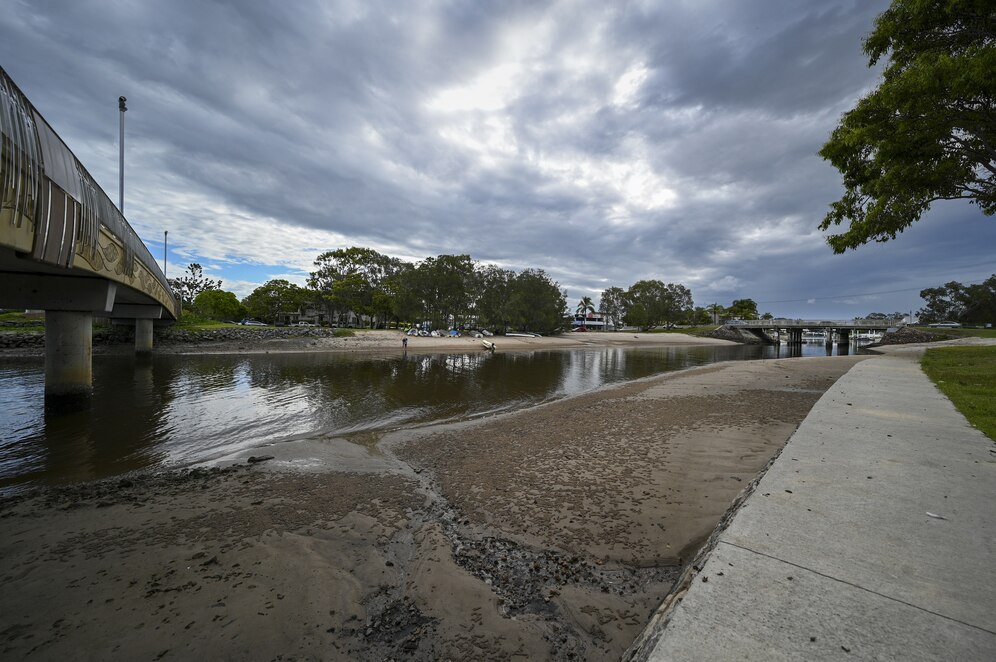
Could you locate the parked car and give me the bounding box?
[296,321,315,327]
[240,319,266,326]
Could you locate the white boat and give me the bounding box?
[482,340,496,351]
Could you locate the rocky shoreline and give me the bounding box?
[0,325,345,350]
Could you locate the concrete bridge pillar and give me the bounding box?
[838,329,851,344]
[135,318,153,355]
[44,310,93,400]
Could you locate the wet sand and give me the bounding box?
[0,355,865,660]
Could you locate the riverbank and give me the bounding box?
[630,348,996,661]
[0,328,735,358]
[0,355,864,660]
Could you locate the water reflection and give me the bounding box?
[0,342,866,494]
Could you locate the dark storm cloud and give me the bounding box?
[3,0,992,316]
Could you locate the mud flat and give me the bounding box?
[0,355,864,660]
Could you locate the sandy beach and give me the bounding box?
[152,329,737,356]
[0,351,865,660]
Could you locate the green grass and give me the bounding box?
[911,325,996,339]
[174,312,245,330]
[0,311,44,332]
[921,346,996,441]
[0,311,44,324]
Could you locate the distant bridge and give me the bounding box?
[1,67,179,400]
[726,318,904,344]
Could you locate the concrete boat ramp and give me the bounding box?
[628,343,996,661]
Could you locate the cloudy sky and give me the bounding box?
[3,0,994,319]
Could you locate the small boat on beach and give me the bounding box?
[482,339,496,351]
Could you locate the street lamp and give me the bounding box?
[163,230,168,278]
[118,95,127,213]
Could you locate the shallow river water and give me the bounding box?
[0,342,858,495]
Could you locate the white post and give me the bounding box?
[118,95,127,213]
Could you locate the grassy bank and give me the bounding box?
[911,325,996,339]
[921,346,996,441]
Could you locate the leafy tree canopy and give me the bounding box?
[309,247,400,326]
[508,269,567,334]
[575,296,595,318]
[412,254,476,329]
[193,289,246,321]
[168,263,221,305]
[241,279,308,323]
[599,287,628,331]
[686,306,713,326]
[918,274,996,324]
[864,311,908,320]
[475,265,515,331]
[819,0,995,252]
[623,280,693,330]
[727,298,760,320]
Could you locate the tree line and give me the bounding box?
[918,275,996,326]
[170,249,568,334]
[170,250,781,333]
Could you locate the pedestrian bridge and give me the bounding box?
[727,318,903,344]
[1,67,179,399]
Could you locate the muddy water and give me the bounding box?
[0,342,855,494]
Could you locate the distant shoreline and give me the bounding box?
[0,328,738,358]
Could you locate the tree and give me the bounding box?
[623,280,693,330]
[412,254,476,329]
[864,311,908,320]
[384,261,419,325]
[918,274,996,324]
[623,303,649,330]
[309,247,399,327]
[475,265,515,331]
[193,289,246,321]
[599,287,628,331]
[819,0,996,253]
[727,298,759,320]
[706,302,726,324]
[168,263,221,306]
[686,306,713,326]
[508,269,567,334]
[241,279,308,323]
[575,296,595,321]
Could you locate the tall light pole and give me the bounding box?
[118,95,127,213]
[163,230,168,278]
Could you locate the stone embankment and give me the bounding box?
[155,326,342,345]
[872,326,949,346]
[702,325,769,344]
[0,326,344,349]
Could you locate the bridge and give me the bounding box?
[727,318,904,344]
[1,68,179,401]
